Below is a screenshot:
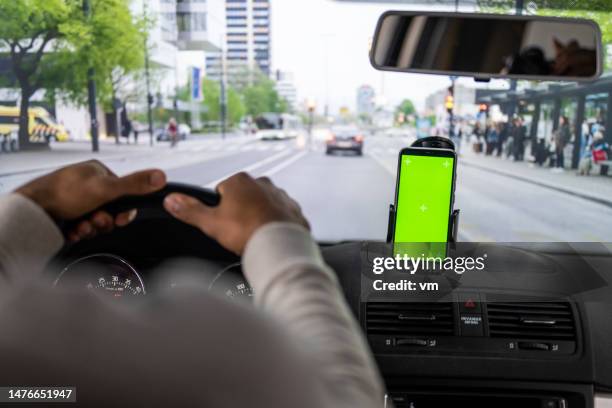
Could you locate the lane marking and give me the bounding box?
[204,149,292,189]
[261,150,308,177]
[368,152,396,177]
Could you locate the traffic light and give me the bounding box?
[445,95,454,114]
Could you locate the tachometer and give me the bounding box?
[208,263,253,301]
[54,254,145,298]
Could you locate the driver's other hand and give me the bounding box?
[15,160,167,242]
[164,172,309,255]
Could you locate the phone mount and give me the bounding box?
[386,136,460,244]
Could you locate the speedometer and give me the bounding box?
[54,254,145,298]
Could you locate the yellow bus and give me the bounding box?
[0,105,70,143]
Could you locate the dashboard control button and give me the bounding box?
[542,397,567,408]
[460,314,484,336]
[458,293,481,312]
[518,341,550,351]
[395,338,428,347]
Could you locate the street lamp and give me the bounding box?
[306,99,316,150]
[142,0,154,147]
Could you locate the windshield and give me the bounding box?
[255,114,283,130]
[0,0,611,243]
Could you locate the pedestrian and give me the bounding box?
[168,117,179,148]
[497,121,508,157]
[552,116,571,172]
[485,121,499,155]
[592,130,610,176]
[512,117,526,161]
[472,122,483,153]
[577,120,593,175]
[121,107,132,144]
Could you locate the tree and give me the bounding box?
[0,0,146,149]
[535,8,612,70]
[476,1,612,71]
[242,76,288,116]
[396,99,416,117]
[195,79,246,127]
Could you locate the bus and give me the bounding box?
[254,113,304,140]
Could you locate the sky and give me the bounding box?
[270,0,466,114]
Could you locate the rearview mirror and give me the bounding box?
[370,11,603,81]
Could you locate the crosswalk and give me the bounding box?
[173,134,415,157]
[174,137,295,155]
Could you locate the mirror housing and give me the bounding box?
[370,11,604,82]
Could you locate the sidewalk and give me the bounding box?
[459,146,612,208]
[0,132,242,177]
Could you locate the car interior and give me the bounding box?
[44,8,612,408]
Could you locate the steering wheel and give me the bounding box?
[67,182,221,225]
[52,182,235,265]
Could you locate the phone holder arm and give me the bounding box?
[386,205,460,244]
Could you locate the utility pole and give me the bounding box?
[508,0,524,120]
[83,0,99,152]
[143,0,154,147]
[446,79,456,138]
[219,37,227,140]
[173,50,179,123]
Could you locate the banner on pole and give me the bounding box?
[191,67,203,102]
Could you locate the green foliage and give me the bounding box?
[190,72,287,126]
[193,79,246,126]
[0,0,146,145]
[535,8,612,70]
[240,70,288,116]
[477,0,612,12]
[475,2,612,71]
[53,0,147,105]
[396,99,416,117]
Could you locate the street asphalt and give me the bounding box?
[1,131,611,242]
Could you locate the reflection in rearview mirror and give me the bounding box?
[371,12,603,81]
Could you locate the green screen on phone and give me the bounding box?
[394,153,455,257]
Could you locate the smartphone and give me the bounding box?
[392,147,457,258]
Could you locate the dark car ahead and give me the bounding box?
[325,126,364,156]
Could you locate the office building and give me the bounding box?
[206,0,272,86]
[275,71,298,112]
[357,85,376,117]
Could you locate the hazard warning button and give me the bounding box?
[458,293,481,313]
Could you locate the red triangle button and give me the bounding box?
[464,299,476,309]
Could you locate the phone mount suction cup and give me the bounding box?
[385,136,460,244]
[410,136,456,150]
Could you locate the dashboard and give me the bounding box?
[49,219,612,408]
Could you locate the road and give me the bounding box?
[2,131,612,242]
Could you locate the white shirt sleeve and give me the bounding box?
[243,222,386,408]
[0,194,64,284]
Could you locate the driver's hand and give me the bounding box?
[163,172,309,254]
[15,160,167,242]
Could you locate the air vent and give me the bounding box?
[366,302,454,336]
[487,302,576,341]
